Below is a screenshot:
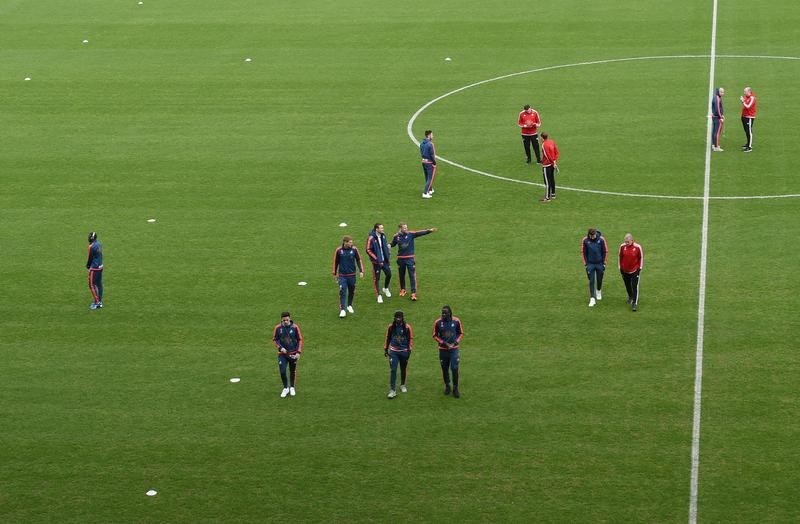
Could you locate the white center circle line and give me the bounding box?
[407,54,800,201]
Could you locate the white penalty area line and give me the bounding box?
[407,53,800,201]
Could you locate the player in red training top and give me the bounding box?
[739,86,757,152]
[618,233,644,312]
[518,104,542,164]
[540,132,560,202]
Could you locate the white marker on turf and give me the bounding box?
[444,57,452,61]
[24,77,31,81]
[82,40,89,44]
[338,222,347,227]
[146,489,157,496]
[298,281,307,286]
[244,58,252,62]
[147,218,156,223]
[229,377,241,383]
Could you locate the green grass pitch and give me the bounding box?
[2,0,799,521]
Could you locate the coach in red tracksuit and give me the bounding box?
[540,132,559,202]
[517,104,542,164]
[619,233,644,312]
[739,86,757,152]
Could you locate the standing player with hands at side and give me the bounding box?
[619,234,644,312]
[332,235,364,318]
[433,305,464,398]
[86,231,104,310]
[581,228,608,307]
[273,312,303,398]
[420,130,437,198]
[383,310,413,399]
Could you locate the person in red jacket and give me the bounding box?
[618,233,644,312]
[540,132,560,202]
[739,86,757,152]
[517,104,542,164]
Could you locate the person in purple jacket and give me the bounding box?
[332,236,364,318]
[711,87,725,151]
[366,223,392,304]
[420,130,437,198]
[86,231,104,310]
[384,310,413,399]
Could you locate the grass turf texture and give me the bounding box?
[2,0,799,521]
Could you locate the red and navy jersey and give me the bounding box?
[518,109,541,136]
[711,89,724,119]
[581,233,608,265]
[420,138,436,164]
[385,322,413,352]
[541,138,559,167]
[86,241,103,270]
[741,93,757,118]
[273,321,303,355]
[391,230,432,259]
[332,246,364,276]
[433,316,463,350]
[366,230,390,265]
[619,242,644,273]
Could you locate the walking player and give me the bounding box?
[273,311,304,397]
[366,223,392,304]
[433,305,463,398]
[332,236,364,317]
[518,104,542,164]
[384,310,413,399]
[540,132,560,202]
[581,228,608,307]
[390,223,438,301]
[86,231,104,309]
[619,233,644,312]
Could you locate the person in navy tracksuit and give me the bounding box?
[86,231,104,309]
[366,223,392,304]
[420,130,437,198]
[390,222,438,301]
[273,312,303,398]
[711,87,725,151]
[581,228,608,307]
[384,310,413,399]
[433,305,463,398]
[332,236,364,318]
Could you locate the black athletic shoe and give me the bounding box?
[444,385,451,395]
[526,158,532,164]
[453,388,461,398]
[743,147,752,153]
[632,304,638,312]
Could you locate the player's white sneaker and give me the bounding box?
[429,188,435,194]
[400,385,408,393]
[422,192,432,199]
[280,388,290,398]
[339,309,346,318]
[596,290,602,301]
[387,389,397,399]
[289,387,296,397]
[347,305,355,314]
[377,295,383,304]
[383,288,391,297]
[589,297,596,307]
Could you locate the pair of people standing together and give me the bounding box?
[711,86,758,152]
[581,229,644,312]
[518,105,560,202]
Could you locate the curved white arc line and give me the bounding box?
[408,54,800,201]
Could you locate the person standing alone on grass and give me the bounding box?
[332,235,364,318]
[366,223,392,304]
[86,231,104,310]
[384,310,413,399]
[390,223,438,301]
[273,312,303,397]
[433,305,463,398]
[711,87,725,151]
[518,104,542,164]
[420,130,437,198]
[740,86,757,152]
[581,228,607,307]
[540,132,560,202]
[618,233,644,312]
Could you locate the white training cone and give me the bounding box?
[147,218,156,223]
[298,281,307,286]
[229,377,241,383]
[146,489,157,496]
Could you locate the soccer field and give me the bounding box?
[2,0,799,522]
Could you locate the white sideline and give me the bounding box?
[689,1,719,522]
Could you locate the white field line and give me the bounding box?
[407,54,800,201]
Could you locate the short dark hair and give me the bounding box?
[541,132,549,140]
[281,311,291,318]
[373,223,382,230]
[342,235,352,243]
[588,228,597,236]
[524,104,531,110]
[424,130,432,138]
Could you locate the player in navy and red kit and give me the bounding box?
[366,223,392,304]
[711,87,725,152]
[433,305,463,398]
[332,236,364,318]
[619,233,644,312]
[518,104,542,164]
[383,310,413,399]
[273,311,303,397]
[581,228,608,307]
[390,222,438,301]
[86,231,104,309]
[540,132,560,202]
[739,86,757,152]
[420,130,437,198]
